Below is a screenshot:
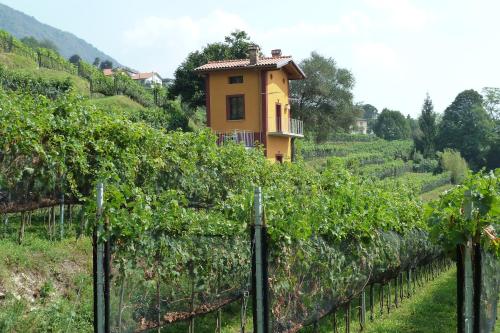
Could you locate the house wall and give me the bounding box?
[265,69,292,161]
[208,70,261,133]
[207,68,293,162]
[266,69,290,133]
[266,136,291,161]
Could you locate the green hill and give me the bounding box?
[0,3,120,65]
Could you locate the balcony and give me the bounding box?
[215,130,263,148]
[268,118,304,138]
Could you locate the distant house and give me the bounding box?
[132,72,163,86]
[353,118,369,134]
[102,68,113,76]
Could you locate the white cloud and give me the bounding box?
[121,10,249,74]
[364,0,434,30]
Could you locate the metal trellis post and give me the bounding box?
[93,183,106,333]
[252,187,269,333]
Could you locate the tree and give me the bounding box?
[290,52,358,142]
[436,89,493,169]
[362,104,378,119]
[373,108,411,140]
[169,30,256,108]
[407,114,419,139]
[482,87,500,120]
[99,60,113,70]
[69,54,81,65]
[414,94,437,157]
[20,36,58,52]
[93,57,101,67]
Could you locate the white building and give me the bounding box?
[353,118,369,134]
[131,72,163,86]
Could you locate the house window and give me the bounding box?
[228,76,243,84]
[226,95,245,120]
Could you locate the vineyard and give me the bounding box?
[0,30,162,108]
[0,29,499,333]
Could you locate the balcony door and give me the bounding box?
[276,104,282,132]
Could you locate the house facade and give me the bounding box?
[131,72,163,86]
[353,118,369,134]
[194,45,305,162]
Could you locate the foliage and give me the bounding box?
[362,103,378,119]
[373,108,411,140]
[290,52,359,142]
[426,170,500,257]
[1,30,77,75]
[379,172,452,194]
[436,89,493,170]
[0,80,445,331]
[99,60,113,70]
[69,54,81,65]
[169,30,256,107]
[20,36,59,52]
[482,87,500,120]
[356,159,413,179]
[0,64,72,99]
[77,61,155,107]
[438,149,468,184]
[300,138,413,161]
[413,158,439,174]
[414,94,437,158]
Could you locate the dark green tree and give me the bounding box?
[414,94,437,157]
[69,54,81,65]
[93,57,101,67]
[290,52,358,142]
[99,60,113,70]
[373,108,411,140]
[169,30,256,107]
[21,36,58,52]
[436,89,493,169]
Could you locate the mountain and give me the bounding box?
[0,3,120,65]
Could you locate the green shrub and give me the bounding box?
[438,149,468,184]
[413,158,439,173]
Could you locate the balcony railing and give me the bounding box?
[269,118,304,137]
[215,130,262,148]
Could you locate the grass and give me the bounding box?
[361,269,457,333]
[303,268,458,333]
[420,184,454,202]
[0,212,93,332]
[90,95,146,114]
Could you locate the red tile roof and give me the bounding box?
[132,72,154,80]
[194,56,305,80]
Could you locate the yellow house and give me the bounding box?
[194,45,305,162]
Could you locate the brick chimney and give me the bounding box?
[248,44,259,65]
[271,49,282,58]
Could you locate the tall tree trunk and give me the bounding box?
[18,212,25,244]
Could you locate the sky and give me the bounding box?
[2,0,499,117]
